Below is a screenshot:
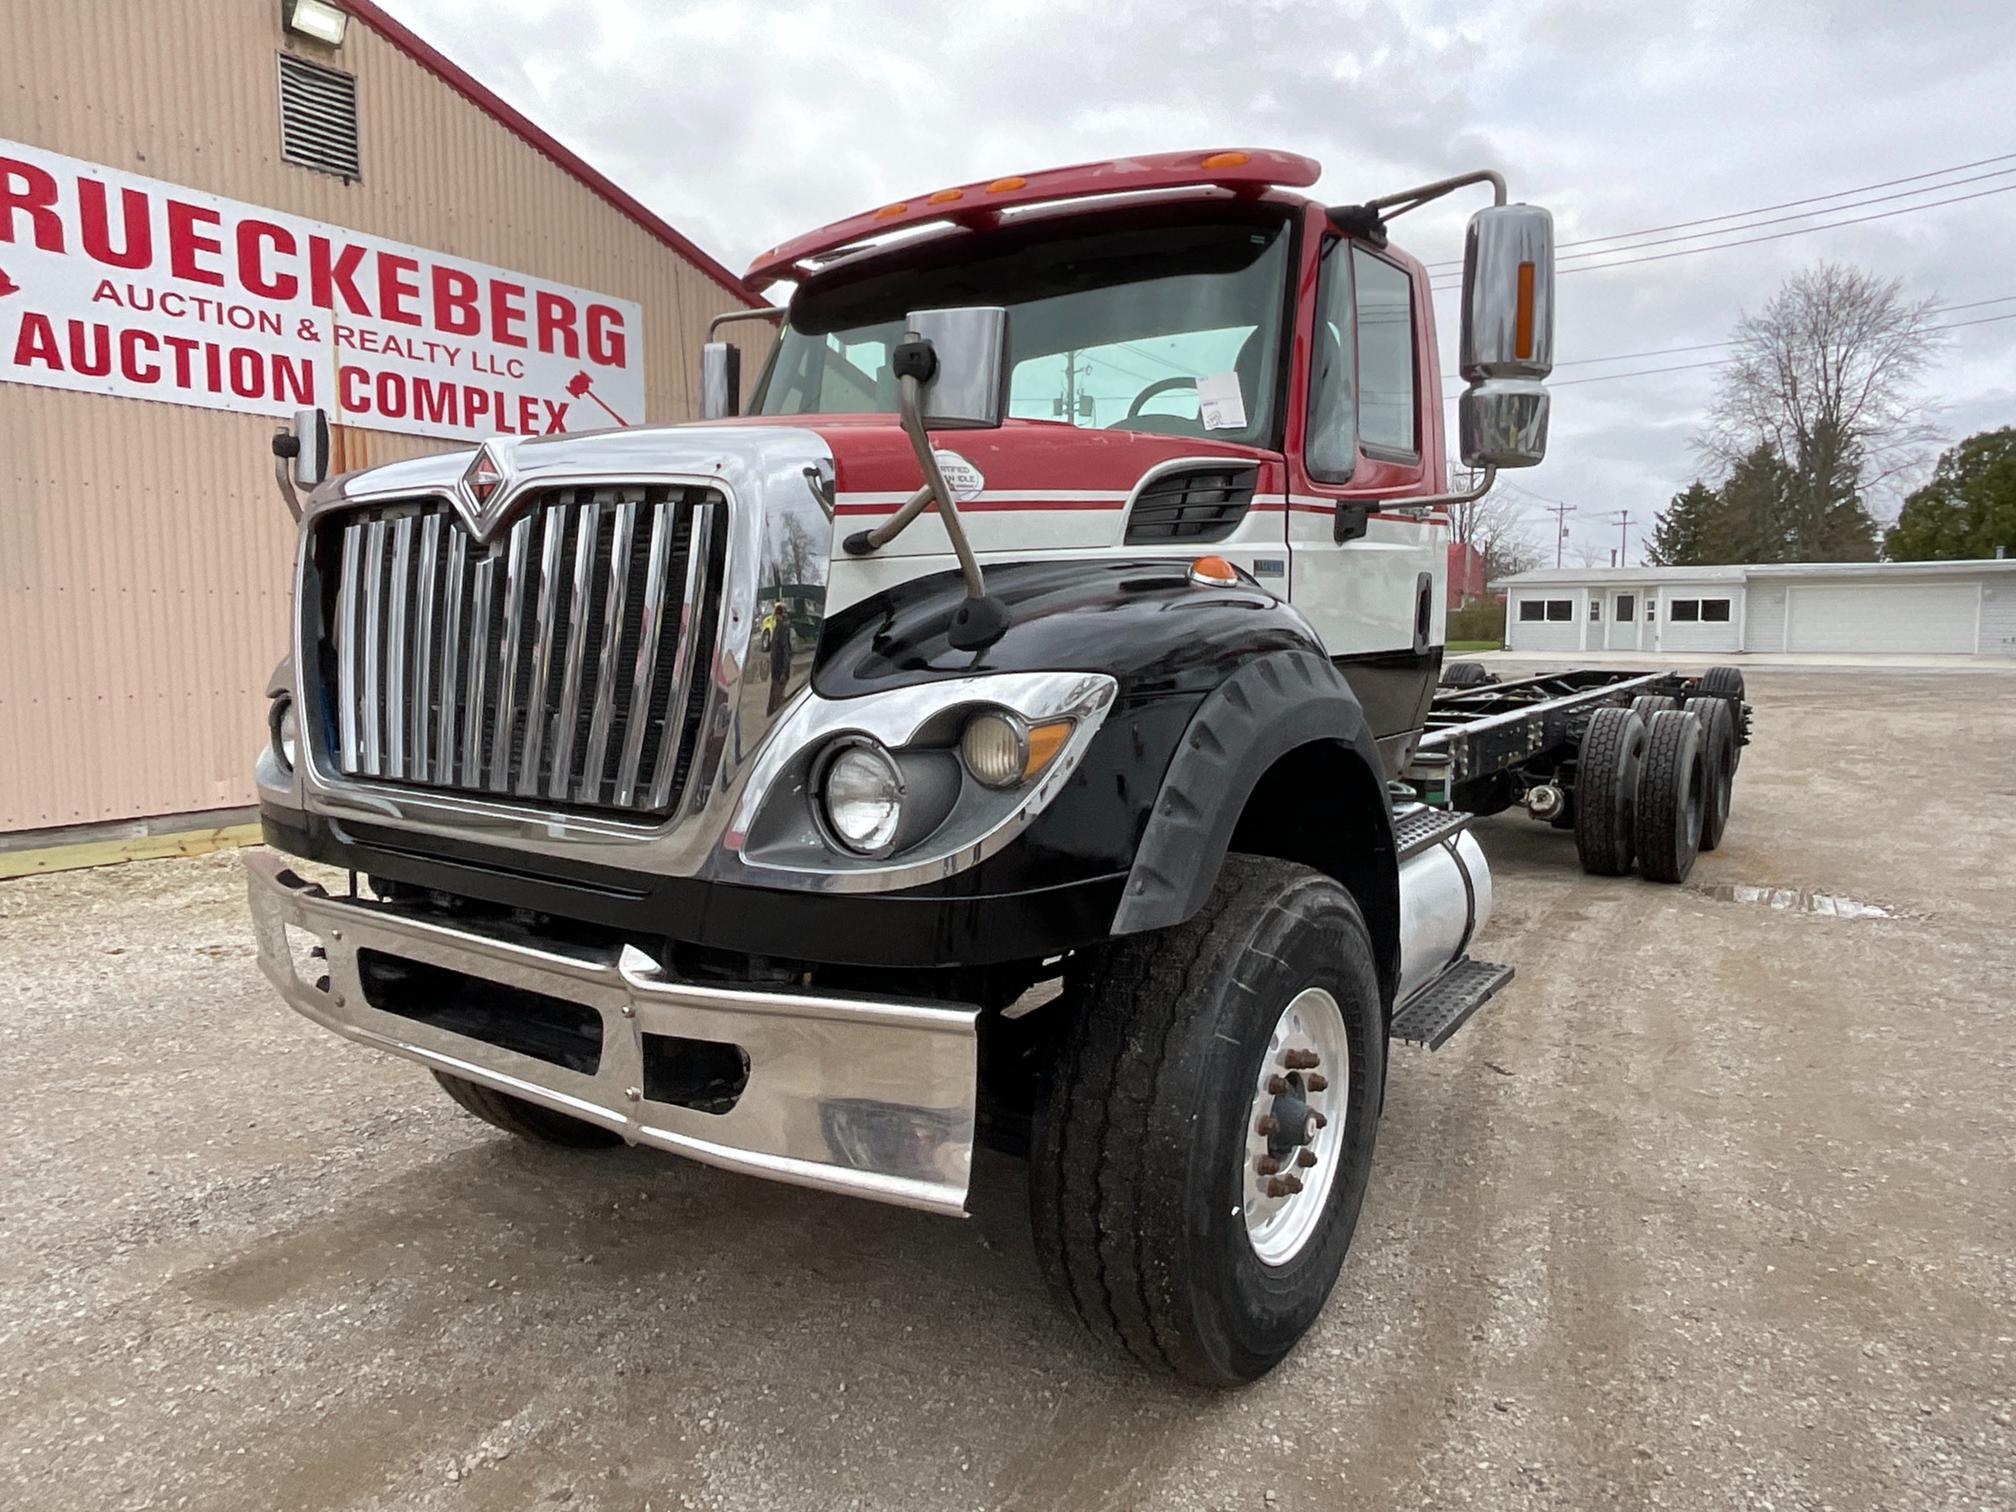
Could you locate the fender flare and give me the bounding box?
[1113,650,1399,990]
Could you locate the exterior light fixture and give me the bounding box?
[283,0,350,47]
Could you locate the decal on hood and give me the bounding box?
[932,449,986,501]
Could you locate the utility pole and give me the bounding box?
[1058,351,1093,425]
[1545,500,1577,567]
[1611,510,1633,567]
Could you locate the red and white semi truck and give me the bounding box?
[248,149,1746,1385]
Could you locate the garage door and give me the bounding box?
[1786,583,1979,653]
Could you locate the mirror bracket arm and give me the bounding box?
[1374,466,1497,516]
[895,371,987,602]
[707,306,786,338]
[270,429,304,522]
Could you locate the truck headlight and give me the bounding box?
[817,740,904,855]
[268,694,299,772]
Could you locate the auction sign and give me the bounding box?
[0,138,644,442]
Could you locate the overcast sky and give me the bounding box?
[401,0,2015,564]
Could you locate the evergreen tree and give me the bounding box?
[1884,427,2016,561]
[1646,482,1720,565]
[1715,444,1797,562]
[1785,416,1879,560]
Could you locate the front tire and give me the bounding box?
[432,1071,624,1148]
[1030,855,1386,1387]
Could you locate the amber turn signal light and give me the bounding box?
[1188,555,1242,588]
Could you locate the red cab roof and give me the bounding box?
[742,148,1321,290]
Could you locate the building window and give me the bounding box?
[1353,249,1417,458]
[278,53,361,182]
[1589,598,1602,621]
[1519,598,1574,623]
[1646,599,1657,621]
[1669,597,1732,624]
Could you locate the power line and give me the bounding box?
[1548,166,2016,267]
[1423,150,2016,268]
[1430,181,2016,286]
[1530,309,2016,388]
[1443,294,2016,381]
[1548,359,1733,387]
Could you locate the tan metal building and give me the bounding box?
[1,0,766,838]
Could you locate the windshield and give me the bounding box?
[753,210,1292,446]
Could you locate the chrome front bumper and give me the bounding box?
[243,851,978,1216]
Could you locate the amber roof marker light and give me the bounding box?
[741,150,1321,288]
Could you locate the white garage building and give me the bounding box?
[1494,560,2016,658]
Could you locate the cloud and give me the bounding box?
[398,0,2016,555]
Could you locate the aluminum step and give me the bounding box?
[1391,956,1515,1050]
[1390,804,1477,860]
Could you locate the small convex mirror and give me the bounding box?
[904,307,1009,429]
[1456,203,1553,469]
[700,341,741,420]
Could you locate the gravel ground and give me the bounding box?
[2,666,2012,1511]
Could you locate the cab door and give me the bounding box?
[1281,206,1448,754]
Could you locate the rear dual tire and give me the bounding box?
[1682,697,1738,851]
[1441,661,1493,689]
[1574,707,1647,876]
[1635,710,1706,883]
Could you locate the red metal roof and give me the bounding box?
[743,148,1323,290]
[345,0,762,307]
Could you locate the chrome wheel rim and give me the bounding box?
[1242,986,1349,1267]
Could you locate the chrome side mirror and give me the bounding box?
[700,340,741,420]
[904,307,1008,429]
[271,407,330,519]
[1455,204,1553,469]
[290,407,330,487]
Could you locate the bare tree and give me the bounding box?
[1566,537,1608,569]
[1701,260,1943,509]
[1449,469,1544,583]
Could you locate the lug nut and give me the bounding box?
[1284,1049,1319,1071]
[624,1087,642,1104]
[1306,1073,1329,1093]
[1264,1178,1293,1199]
[1295,1149,1318,1168]
[1280,1174,1304,1195]
[1266,1074,1289,1095]
[1256,1155,1281,1176]
[1309,1111,1328,1130]
[1255,1114,1278,1137]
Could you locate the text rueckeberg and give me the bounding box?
[0,138,645,442]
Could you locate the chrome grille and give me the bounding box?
[320,485,722,815]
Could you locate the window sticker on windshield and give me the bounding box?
[1197,371,1247,431]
